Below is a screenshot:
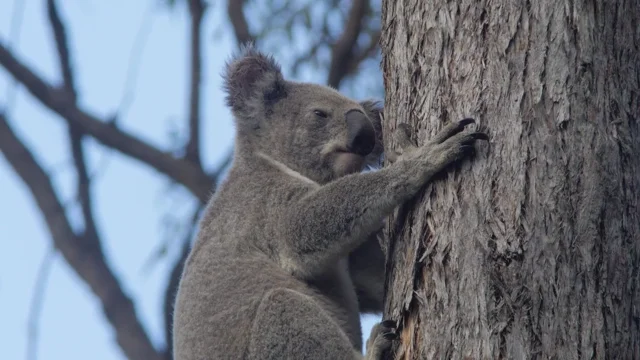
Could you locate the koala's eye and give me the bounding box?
[313,110,329,118]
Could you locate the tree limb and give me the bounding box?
[46,0,76,100]
[46,0,99,241]
[185,0,206,166]
[327,0,369,88]
[0,113,164,360]
[0,43,214,203]
[227,0,255,46]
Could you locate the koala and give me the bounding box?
[172,46,488,360]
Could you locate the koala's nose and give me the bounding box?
[345,109,376,156]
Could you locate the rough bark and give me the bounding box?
[380,0,639,359]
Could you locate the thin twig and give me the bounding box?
[118,2,156,119]
[25,248,56,360]
[2,0,28,112]
[46,0,76,99]
[185,0,207,165]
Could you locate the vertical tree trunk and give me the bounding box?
[380,0,639,359]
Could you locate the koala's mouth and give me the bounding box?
[322,142,363,158]
[321,143,366,177]
[335,148,364,157]
[333,150,365,177]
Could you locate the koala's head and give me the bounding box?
[223,46,383,184]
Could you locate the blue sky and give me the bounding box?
[0,1,380,359]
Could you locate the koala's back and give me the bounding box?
[174,242,287,359]
[173,237,358,360]
[173,163,361,360]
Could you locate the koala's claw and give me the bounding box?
[365,319,399,359]
[380,319,399,340]
[459,117,476,126]
[468,132,489,141]
[380,319,397,328]
[429,117,477,144]
[386,119,488,165]
[460,145,475,154]
[382,331,399,340]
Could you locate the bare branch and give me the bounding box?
[0,43,214,203]
[3,0,28,111]
[118,3,155,118]
[46,0,99,240]
[227,0,255,46]
[0,113,164,360]
[68,126,102,238]
[327,0,369,88]
[26,248,56,360]
[46,0,76,100]
[185,0,207,166]
[347,30,381,74]
[291,36,328,76]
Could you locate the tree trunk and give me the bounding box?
[380,0,639,359]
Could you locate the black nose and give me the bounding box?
[345,109,376,156]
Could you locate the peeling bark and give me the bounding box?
[381,0,640,358]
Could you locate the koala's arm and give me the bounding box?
[348,232,386,313]
[278,119,487,278]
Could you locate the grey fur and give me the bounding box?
[173,46,487,360]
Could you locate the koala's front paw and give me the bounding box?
[424,118,488,172]
[365,319,398,360]
[386,124,418,163]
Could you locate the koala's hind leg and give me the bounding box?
[365,320,397,360]
[248,288,389,360]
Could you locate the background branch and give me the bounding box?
[227,0,254,46]
[185,0,206,165]
[0,113,164,360]
[47,0,100,241]
[347,30,380,74]
[0,43,214,203]
[26,248,56,360]
[47,0,76,99]
[327,0,369,88]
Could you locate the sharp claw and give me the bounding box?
[383,332,399,340]
[459,118,475,127]
[471,132,489,141]
[461,145,475,156]
[381,320,397,328]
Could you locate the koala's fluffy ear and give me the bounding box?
[223,44,287,122]
[361,100,385,169]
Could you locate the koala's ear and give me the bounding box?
[360,100,385,169]
[223,44,287,119]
